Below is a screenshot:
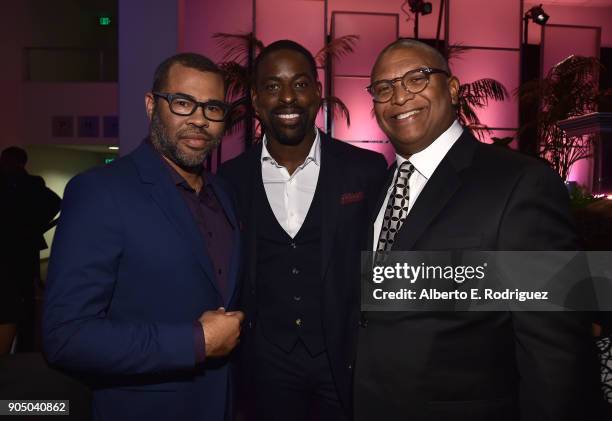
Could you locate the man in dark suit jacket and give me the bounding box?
[43,53,244,421]
[354,38,603,420]
[219,40,387,420]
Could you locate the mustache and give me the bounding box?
[272,106,305,115]
[176,128,216,140]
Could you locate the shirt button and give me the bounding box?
[295,318,302,327]
[292,267,300,275]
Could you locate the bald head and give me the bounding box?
[372,38,450,79]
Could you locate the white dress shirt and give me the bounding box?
[261,129,321,238]
[373,120,464,250]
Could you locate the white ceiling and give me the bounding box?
[537,0,612,7]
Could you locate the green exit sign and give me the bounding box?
[99,16,112,26]
[105,158,115,164]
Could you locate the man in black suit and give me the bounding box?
[219,40,387,420]
[354,38,603,420]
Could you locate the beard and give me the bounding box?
[264,107,311,146]
[149,109,220,170]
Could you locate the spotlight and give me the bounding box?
[408,0,433,16]
[526,4,549,26]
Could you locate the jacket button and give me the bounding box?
[290,242,297,249]
[291,267,300,275]
[295,318,302,327]
[293,296,301,302]
[348,364,352,370]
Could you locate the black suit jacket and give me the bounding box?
[354,131,603,421]
[218,130,388,411]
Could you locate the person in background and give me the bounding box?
[0,146,61,354]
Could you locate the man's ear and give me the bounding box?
[448,76,460,107]
[250,87,259,116]
[145,93,155,121]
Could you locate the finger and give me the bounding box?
[216,307,226,313]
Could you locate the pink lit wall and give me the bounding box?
[541,25,600,74]
[449,0,521,48]
[255,0,325,54]
[180,0,253,166]
[448,0,521,145]
[327,0,446,40]
[524,2,612,47]
[330,11,398,162]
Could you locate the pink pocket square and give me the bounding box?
[340,191,365,205]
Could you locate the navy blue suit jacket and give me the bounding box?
[43,141,241,421]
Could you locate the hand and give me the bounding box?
[199,307,245,358]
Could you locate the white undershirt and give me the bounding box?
[261,128,321,238]
[372,120,464,250]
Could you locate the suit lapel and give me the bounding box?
[207,172,241,306]
[391,131,477,250]
[132,142,219,296]
[246,145,263,294]
[369,164,397,251]
[319,132,343,280]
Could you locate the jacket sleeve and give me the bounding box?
[498,163,603,420]
[42,173,196,376]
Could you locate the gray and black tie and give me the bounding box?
[375,161,416,265]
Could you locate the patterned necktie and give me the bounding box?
[375,161,416,264]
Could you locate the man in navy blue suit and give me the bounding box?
[43,53,243,421]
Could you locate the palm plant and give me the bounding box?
[213,32,358,146]
[517,54,612,181]
[445,44,509,140]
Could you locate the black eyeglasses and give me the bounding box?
[366,67,450,103]
[153,92,230,122]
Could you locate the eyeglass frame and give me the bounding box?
[152,92,230,122]
[366,67,450,103]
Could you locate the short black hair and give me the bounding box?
[0,146,28,167]
[253,40,318,85]
[152,52,224,92]
[374,38,450,77]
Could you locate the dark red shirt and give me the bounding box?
[160,157,234,363]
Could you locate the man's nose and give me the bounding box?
[391,82,415,105]
[186,105,209,127]
[279,85,297,104]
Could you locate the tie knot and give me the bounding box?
[397,161,414,180]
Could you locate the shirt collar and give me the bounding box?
[158,151,209,192]
[396,120,463,180]
[261,128,321,169]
